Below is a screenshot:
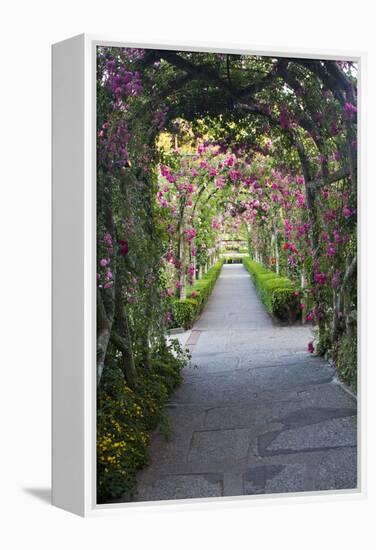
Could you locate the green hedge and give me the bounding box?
[242,257,300,323]
[170,259,224,329]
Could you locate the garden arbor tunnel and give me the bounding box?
[96,47,357,393]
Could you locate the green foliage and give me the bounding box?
[271,288,301,323]
[335,332,357,389]
[243,257,300,322]
[97,341,188,503]
[315,326,332,357]
[171,298,197,330]
[170,259,224,329]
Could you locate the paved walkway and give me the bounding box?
[135,264,357,501]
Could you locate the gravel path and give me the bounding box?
[135,264,357,501]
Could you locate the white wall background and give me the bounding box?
[1,0,375,547]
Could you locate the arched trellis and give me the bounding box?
[140,51,357,346]
[96,47,357,387]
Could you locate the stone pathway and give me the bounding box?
[135,264,357,501]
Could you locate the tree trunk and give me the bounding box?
[97,288,115,385]
[179,233,187,299]
[111,280,137,388]
[275,236,280,275]
[331,255,357,344]
[177,198,187,300]
[300,271,306,324]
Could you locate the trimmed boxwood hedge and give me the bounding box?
[170,259,224,329]
[242,257,300,323]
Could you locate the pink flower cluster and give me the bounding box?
[344,102,357,119]
[98,119,130,169]
[104,59,143,101]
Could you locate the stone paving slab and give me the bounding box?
[204,400,356,431]
[315,447,357,490]
[134,264,357,502]
[188,428,252,464]
[243,464,308,495]
[247,362,335,391]
[171,363,335,406]
[259,416,357,455]
[137,474,223,501]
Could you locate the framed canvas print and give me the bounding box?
[52,34,363,516]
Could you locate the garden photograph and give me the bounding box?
[96,46,358,504]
